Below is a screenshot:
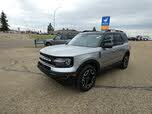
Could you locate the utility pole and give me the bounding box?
[53,7,61,31]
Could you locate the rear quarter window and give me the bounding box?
[121,33,128,43]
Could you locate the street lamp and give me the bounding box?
[53,7,61,31]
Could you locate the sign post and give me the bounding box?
[101,16,110,31]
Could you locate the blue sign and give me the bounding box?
[101,16,110,26]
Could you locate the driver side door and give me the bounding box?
[54,35,65,45]
[100,34,116,67]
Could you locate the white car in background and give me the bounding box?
[149,37,152,41]
[143,36,150,41]
[136,35,150,41]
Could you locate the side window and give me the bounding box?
[54,35,61,40]
[64,35,72,40]
[121,33,128,43]
[61,35,66,40]
[113,34,124,46]
[103,34,113,42]
[101,34,113,46]
[67,35,74,39]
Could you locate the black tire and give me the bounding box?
[120,54,129,69]
[77,65,97,91]
[45,42,51,46]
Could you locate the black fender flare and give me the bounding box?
[125,50,130,57]
[76,59,100,74]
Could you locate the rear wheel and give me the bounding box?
[77,65,97,91]
[120,54,129,69]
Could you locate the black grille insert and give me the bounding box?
[40,52,55,66]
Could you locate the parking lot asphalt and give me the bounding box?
[0,40,152,113]
[0,39,34,48]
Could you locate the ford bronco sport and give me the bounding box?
[38,29,130,91]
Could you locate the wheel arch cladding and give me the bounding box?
[125,50,130,56]
[77,59,100,73]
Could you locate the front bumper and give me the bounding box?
[37,62,77,78]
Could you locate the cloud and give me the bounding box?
[0,0,152,34]
[57,0,152,29]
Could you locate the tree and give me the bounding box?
[93,27,96,31]
[0,11,9,31]
[47,23,54,34]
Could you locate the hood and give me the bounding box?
[40,44,100,57]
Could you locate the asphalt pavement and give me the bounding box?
[0,40,152,114]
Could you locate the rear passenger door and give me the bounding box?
[112,33,125,62]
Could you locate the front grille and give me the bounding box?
[40,52,55,66]
[40,57,52,64]
[40,52,52,58]
[39,52,74,68]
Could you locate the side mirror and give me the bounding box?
[102,42,113,48]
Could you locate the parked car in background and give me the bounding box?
[128,35,150,41]
[136,35,150,41]
[44,34,77,46]
[149,37,152,41]
[143,36,149,41]
[128,37,137,41]
[136,35,142,41]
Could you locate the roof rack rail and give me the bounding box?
[105,29,123,32]
[82,30,94,32]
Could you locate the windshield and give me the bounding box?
[68,34,103,47]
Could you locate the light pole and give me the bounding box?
[53,7,61,31]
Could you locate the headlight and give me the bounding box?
[65,58,71,65]
[53,58,73,68]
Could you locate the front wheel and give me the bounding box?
[45,42,52,46]
[120,54,129,69]
[77,65,97,91]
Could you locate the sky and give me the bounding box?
[0,0,152,36]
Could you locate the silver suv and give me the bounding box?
[38,30,130,91]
